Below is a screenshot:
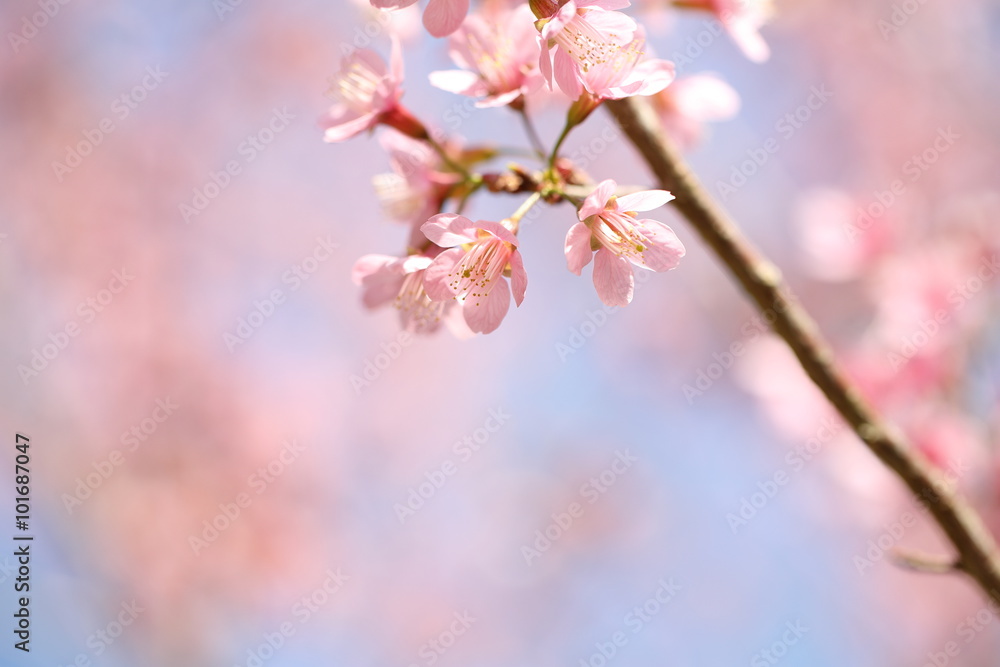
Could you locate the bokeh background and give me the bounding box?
[3,0,1000,664]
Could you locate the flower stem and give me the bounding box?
[605,95,1000,606]
[547,119,575,171]
[507,192,542,233]
[425,135,471,178]
[516,106,547,159]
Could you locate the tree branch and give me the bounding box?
[604,96,1000,604]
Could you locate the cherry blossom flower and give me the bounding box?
[652,73,740,148]
[321,39,426,142]
[536,0,638,98]
[536,2,673,101]
[352,251,466,334]
[564,179,685,306]
[674,0,772,62]
[374,130,458,247]
[421,214,527,334]
[369,0,469,38]
[429,5,543,108]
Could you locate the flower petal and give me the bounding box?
[727,19,770,63]
[421,213,478,247]
[389,34,404,82]
[564,222,594,275]
[476,89,523,108]
[423,0,469,37]
[634,220,686,271]
[615,189,674,213]
[579,179,616,220]
[352,254,397,285]
[553,49,583,99]
[429,69,484,97]
[474,219,519,246]
[462,275,510,334]
[508,250,527,306]
[352,255,404,308]
[583,9,637,45]
[618,58,676,97]
[670,74,741,122]
[423,247,465,300]
[320,109,377,143]
[593,247,634,306]
[543,0,577,40]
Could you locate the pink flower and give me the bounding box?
[674,0,771,62]
[369,0,469,38]
[352,252,464,334]
[321,39,426,143]
[374,130,458,247]
[429,5,543,108]
[652,73,740,148]
[537,0,637,98]
[537,2,673,100]
[580,29,675,100]
[564,179,685,306]
[421,214,527,334]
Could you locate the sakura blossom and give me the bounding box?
[421,214,527,334]
[321,39,426,142]
[652,73,740,148]
[374,130,459,247]
[564,179,685,306]
[352,251,456,333]
[429,4,543,108]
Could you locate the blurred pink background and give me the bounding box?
[3,0,1000,665]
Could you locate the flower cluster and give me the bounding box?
[324,0,769,335]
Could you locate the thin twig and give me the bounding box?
[604,96,1000,605]
[893,549,965,575]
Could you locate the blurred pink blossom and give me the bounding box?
[429,4,543,107]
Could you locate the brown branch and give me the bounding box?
[604,96,1000,604]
